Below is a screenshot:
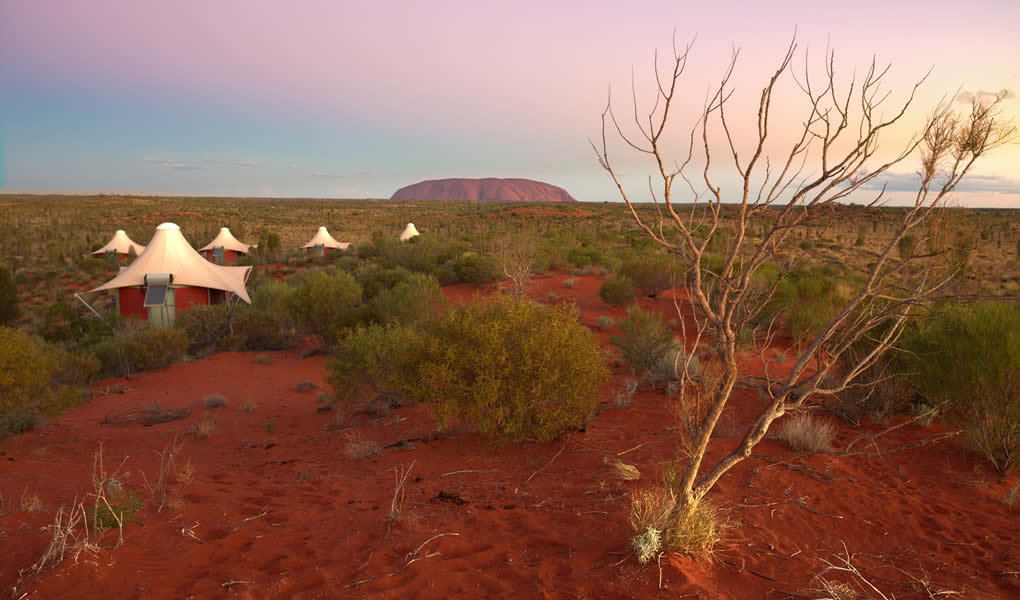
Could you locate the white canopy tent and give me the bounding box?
[92,230,146,256]
[199,227,253,255]
[301,226,350,251]
[399,223,420,241]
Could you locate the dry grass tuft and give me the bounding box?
[343,432,383,460]
[240,399,257,413]
[254,353,272,365]
[778,412,837,453]
[21,489,43,513]
[191,416,216,439]
[629,485,721,563]
[609,458,641,481]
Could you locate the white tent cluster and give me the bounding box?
[92,229,146,256]
[199,227,253,255]
[92,223,252,303]
[302,226,351,251]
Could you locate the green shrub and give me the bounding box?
[331,296,609,444]
[413,297,609,443]
[453,254,500,284]
[597,315,615,331]
[619,253,679,299]
[903,303,1020,471]
[0,327,56,431]
[611,306,678,378]
[761,267,842,348]
[599,274,637,306]
[356,265,415,300]
[287,268,363,341]
[369,272,443,326]
[0,266,20,325]
[95,326,190,376]
[567,246,603,267]
[234,308,295,350]
[328,323,424,408]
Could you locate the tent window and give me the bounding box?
[213,245,225,264]
[314,243,325,256]
[147,288,176,327]
[143,284,169,307]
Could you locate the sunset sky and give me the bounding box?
[1,0,1017,206]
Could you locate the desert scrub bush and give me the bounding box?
[760,266,845,348]
[599,274,637,306]
[369,272,443,326]
[94,326,189,375]
[597,315,614,330]
[233,308,296,351]
[777,413,837,453]
[567,245,603,268]
[287,267,363,342]
[452,253,500,284]
[328,323,423,410]
[331,296,609,444]
[0,266,18,325]
[0,327,59,434]
[619,252,680,299]
[903,303,1020,471]
[611,305,680,378]
[562,277,577,289]
[409,296,608,443]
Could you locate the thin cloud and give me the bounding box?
[955,88,1015,106]
[142,157,204,171]
[203,158,261,169]
[860,171,1020,194]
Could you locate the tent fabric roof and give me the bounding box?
[399,223,420,241]
[91,223,251,303]
[92,230,146,256]
[198,227,252,253]
[302,226,350,250]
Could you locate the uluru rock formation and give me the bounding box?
[391,178,578,203]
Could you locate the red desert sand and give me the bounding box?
[2,273,1018,599]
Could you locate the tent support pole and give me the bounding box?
[74,292,106,321]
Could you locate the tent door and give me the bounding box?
[314,243,325,257]
[213,245,225,264]
[147,287,176,326]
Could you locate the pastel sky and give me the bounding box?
[1,0,1017,205]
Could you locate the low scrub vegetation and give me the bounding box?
[330,295,608,444]
[903,303,1020,471]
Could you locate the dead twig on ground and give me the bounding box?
[101,405,191,426]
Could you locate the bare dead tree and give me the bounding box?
[593,35,1015,509]
[497,233,538,297]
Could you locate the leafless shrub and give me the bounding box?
[594,32,1015,512]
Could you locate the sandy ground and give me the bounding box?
[2,272,1017,599]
